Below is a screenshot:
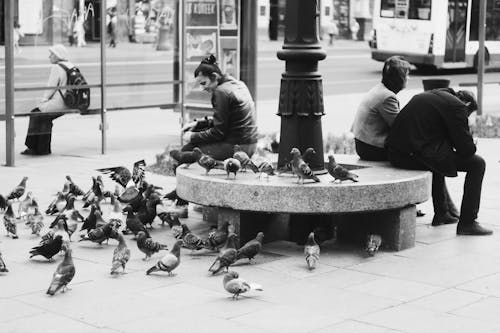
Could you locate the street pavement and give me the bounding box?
[1,40,500,332]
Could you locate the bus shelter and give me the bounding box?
[1,0,256,166]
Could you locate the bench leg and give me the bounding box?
[217,208,291,247]
[202,206,219,224]
[336,205,416,251]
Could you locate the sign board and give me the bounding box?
[183,0,241,106]
[18,0,43,34]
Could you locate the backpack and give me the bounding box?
[58,63,90,111]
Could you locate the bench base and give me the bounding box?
[203,205,416,251]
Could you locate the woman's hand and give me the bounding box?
[182,131,193,144]
[181,121,197,132]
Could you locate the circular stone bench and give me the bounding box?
[176,154,431,251]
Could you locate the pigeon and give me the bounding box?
[223,271,263,299]
[18,191,34,218]
[108,195,123,226]
[64,196,84,223]
[81,204,100,233]
[257,161,275,180]
[0,250,8,273]
[46,246,75,296]
[45,192,67,215]
[304,232,320,270]
[7,176,28,200]
[30,235,63,260]
[278,148,316,174]
[79,221,114,245]
[50,215,73,241]
[290,148,320,184]
[0,194,6,211]
[96,159,146,188]
[118,179,141,204]
[180,224,204,252]
[223,158,241,179]
[169,149,200,168]
[195,148,224,175]
[365,234,382,257]
[208,233,238,275]
[65,175,85,196]
[236,232,264,263]
[122,205,149,238]
[136,231,168,260]
[157,211,183,238]
[3,201,18,239]
[233,145,258,173]
[136,193,162,228]
[110,233,131,275]
[203,221,229,251]
[28,207,44,236]
[146,240,183,276]
[327,155,359,183]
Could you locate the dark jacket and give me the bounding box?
[190,75,258,145]
[386,88,476,177]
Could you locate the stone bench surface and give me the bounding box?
[176,154,431,214]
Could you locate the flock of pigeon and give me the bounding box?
[169,145,360,184]
[0,146,381,299]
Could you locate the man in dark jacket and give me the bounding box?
[386,88,491,236]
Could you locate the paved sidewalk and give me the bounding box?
[1,84,500,332]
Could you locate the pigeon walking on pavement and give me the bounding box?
[146,240,182,276]
[223,271,263,299]
[304,232,320,270]
[290,148,320,184]
[365,234,382,257]
[3,201,18,239]
[46,245,75,296]
[180,224,204,252]
[65,175,85,196]
[136,231,168,261]
[0,249,8,273]
[203,221,229,251]
[30,235,63,261]
[327,155,359,183]
[110,233,131,275]
[7,176,28,201]
[208,233,238,275]
[45,192,67,215]
[236,232,264,263]
[122,205,149,238]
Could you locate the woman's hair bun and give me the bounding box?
[202,54,217,65]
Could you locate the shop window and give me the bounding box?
[381,0,431,20]
[260,5,266,16]
[470,0,500,41]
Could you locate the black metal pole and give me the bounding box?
[240,0,258,104]
[276,0,326,172]
[4,0,15,166]
[100,0,107,154]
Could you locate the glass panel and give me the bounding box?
[408,0,431,20]
[105,0,178,110]
[468,0,500,41]
[381,0,396,17]
[9,0,101,156]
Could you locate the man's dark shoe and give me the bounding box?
[457,222,493,236]
[432,212,459,226]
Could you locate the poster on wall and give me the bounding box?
[220,0,237,30]
[183,0,240,106]
[18,0,43,34]
[186,29,218,61]
[185,0,218,26]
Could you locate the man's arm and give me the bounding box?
[443,102,476,156]
[190,90,230,144]
[378,95,400,127]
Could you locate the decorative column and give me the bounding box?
[276,0,326,172]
